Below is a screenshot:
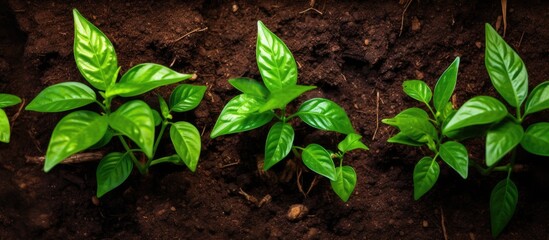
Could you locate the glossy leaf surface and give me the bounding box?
[524,81,549,116]
[387,132,424,147]
[107,63,192,97]
[403,80,432,104]
[302,144,337,181]
[382,107,429,127]
[490,178,518,237]
[486,119,523,166]
[264,122,294,170]
[170,121,201,171]
[521,122,549,156]
[413,157,439,200]
[439,141,468,179]
[109,100,155,158]
[96,152,133,197]
[258,85,316,112]
[0,109,9,143]
[433,57,460,112]
[443,96,507,133]
[210,94,274,138]
[228,77,269,99]
[73,9,118,90]
[330,166,357,202]
[256,21,297,92]
[169,84,207,112]
[26,82,96,112]
[485,23,528,108]
[337,133,368,153]
[45,110,108,172]
[296,98,354,134]
[0,94,21,108]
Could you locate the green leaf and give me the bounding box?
[382,107,429,127]
[45,110,108,172]
[73,9,118,90]
[296,98,354,134]
[109,100,155,158]
[387,132,424,147]
[151,109,162,126]
[485,23,528,108]
[210,94,274,138]
[413,157,439,200]
[96,152,133,197]
[89,127,115,149]
[264,122,294,170]
[0,109,10,143]
[442,96,507,134]
[26,82,96,112]
[443,124,489,141]
[524,81,549,116]
[486,119,523,166]
[402,80,432,104]
[439,141,468,179]
[520,122,549,156]
[169,84,207,112]
[158,96,170,118]
[256,21,298,92]
[258,85,316,112]
[170,121,201,172]
[228,77,269,99]
[107,63,192,97]
[330,166,357,202]
[433,57,460,112]
[301,144,337,181]
[0,94,21,108]
[490,178,518,238]
[338,133,368,153]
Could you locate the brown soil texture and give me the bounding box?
[1,0,549,239]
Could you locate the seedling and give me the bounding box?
[26,9,205,197]
[442,24,549,237]
[210,21,367,202]
[0,94,21,143]
[382,57,466,200]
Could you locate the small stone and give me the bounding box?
[415,70,424,79]
[364,38,370,46]
[170,206,176,212]
[422,220,429,227]
[91,196,100,206]
[190,73,198,81]
[475,41,482,49]
[286,204,308,221]
[232,4,239,12]
[411,17,421,31]
[155,209,167,216]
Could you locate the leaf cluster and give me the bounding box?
[0,94,21,143]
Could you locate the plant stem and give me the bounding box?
[292,146,303,159]
[147,120,169,168]
[149,155,180,166]
[516,107,522,122]
[470,160,511,175]
[118,135,146,175]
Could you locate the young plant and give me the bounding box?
[210,21,367,202]
[25,9,205,197]
[0,94,21,143]
[441,24,549,237]
[382,57,466,201]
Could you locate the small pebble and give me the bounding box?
[232,4,238,12]
[475,41,482,49]
[422,220,429,227]
[286,204,308,221]
[91,196,100,206]
[411,17,421,31]
[190,73,198,81]
[170,206,176,212]
[364,38,370,46]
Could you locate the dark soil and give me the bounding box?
[1,0,549,239]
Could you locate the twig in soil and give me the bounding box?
[501,0,507,37]
[10,98,25,126]
[399,0,413,37]
[440,206,448,240]
[517,31,525,48]
[170,27,208,43]
[305,175,318,196]
[372,91,380,140]
[299,8,323,15]
[25,152,105,164]
[169,57,177,67]
[200,126,206,136]
[219,159,240,169]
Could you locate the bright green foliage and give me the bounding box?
[26,9,206,197]
[211,21,367,202]
[0,94,21,143]
[383,57,468,200]
[437,23,549,237]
